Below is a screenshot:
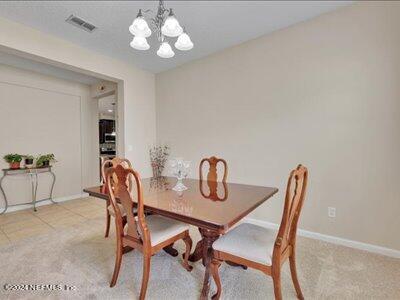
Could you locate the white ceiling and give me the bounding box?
[0,51,101,85]
[0,1,351,73]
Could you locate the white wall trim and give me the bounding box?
[244,218,400,259]
[0,79,85,98]
[3,193,89,214]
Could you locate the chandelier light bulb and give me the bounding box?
[175,32,194,51]
[130,36,150,50]
[161,9,183,37]
[129,10,151,37]
[157,42,175,58]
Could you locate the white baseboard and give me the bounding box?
[244,218,400,259]
[3,197,399,259]
[2,193,89,214]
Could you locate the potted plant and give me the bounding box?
[24,155,35,168]
[36,153,56,167]
[3,153,23,169]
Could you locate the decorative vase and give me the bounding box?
[42,160,50,167]
[152,163,161,177]
[25,158,34,168]
[152,163,165,178]
[9,162,20,169]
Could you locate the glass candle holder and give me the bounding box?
[169,158,190,192]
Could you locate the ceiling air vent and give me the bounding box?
[66,15,97,33]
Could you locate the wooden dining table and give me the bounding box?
[84,176,278,299]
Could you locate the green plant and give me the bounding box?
[36,154,56,167]
[3,153,23,163]
[23,154,34,160]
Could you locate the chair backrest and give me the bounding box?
[101,157,132,183]
[101,157,132,192]
[106,164,151,249]
[199,156,228,183]
[274,165,308,255]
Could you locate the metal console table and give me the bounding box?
[0,166,56,214]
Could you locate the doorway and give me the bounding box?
[96,92,117,181]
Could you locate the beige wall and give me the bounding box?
[0,15,156,178]
[0,64,99,203]
[156,2,400,250]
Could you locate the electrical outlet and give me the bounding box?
[328,207,336,218]
[127,145,133,152]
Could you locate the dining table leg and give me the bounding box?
[188,229,204,263]
[189,240,203,262]
[200,228,219,300]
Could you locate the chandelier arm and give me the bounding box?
[141,9,153,15]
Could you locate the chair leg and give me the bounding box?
[289,251,304,300]
[182,233,193,271]
[272,266,282,300]
[210,258,222,300]
[105,209,111,238]
[139,254,151,300]
[110,235,123,287]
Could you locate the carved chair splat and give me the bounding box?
[101,157,132,238]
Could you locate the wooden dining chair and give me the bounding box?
[106,164,193,299]
[199,156,228,183]
[101,157,133,238]
[199,156,228,202]
[210,164,308,300]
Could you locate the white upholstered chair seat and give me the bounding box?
[124,215,189,246]
[212,223,277,265]
[107,203,127,217]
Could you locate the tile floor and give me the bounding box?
[0,197,105,244]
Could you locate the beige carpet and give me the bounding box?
[0,217,399,300]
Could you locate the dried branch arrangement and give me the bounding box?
[149,145,169,177]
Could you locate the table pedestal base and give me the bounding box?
[188,228,247,299]
[199,228,219,300]
[188,238,204,264]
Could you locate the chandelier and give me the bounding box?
[129,0,194,58]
